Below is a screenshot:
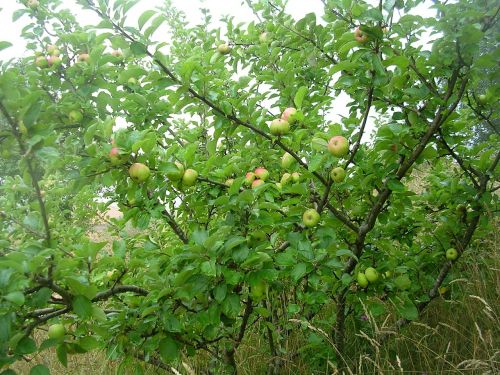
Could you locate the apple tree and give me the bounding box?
[0,0,498,373]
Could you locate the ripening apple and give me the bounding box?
[109,147,127,165]
[328,136,349,157]
[244,172,256,185]
[281,107,298,124]
[254,167,269,181]
[291,172,300,183]
[225,178,234,187]
[354,27,368,43]
[281,152,295,169]
[269,118,290,136]
[129,163,150,183]
[47,55,62,67]
[111,49,123,58]
[48,323,65,340]
[166,162,184,181]
[35,56,48,68]
[357,272,369,288]
[47,44,58,54]
[217,43,232,55]
[182,168,198,186]
[252,179,264,189]
[27,0,39,9]
[302,208,320,228]
[446,248,458,261]
[280,172,292,185]
[68,110,83,124]
[365,267,379,283]
[78,53,90,62]
[330,167,346,183]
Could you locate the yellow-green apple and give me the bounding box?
[127,77,138,85]
[68,110,83,123]
[291,172,300,183]
[446,248,458,261]
[48,323,65,340]
[281,107,298,124]
[27,0,39,9]
[477,94,487,105]
[254,167,269,181]
[35,56,48,68]
[47,44,58,55]
[394,274,411,290]
[78,53,90,62]
[354,27,368,43]
[129,163,150,183]
[357,272,368,287]
[328,136,349,157]
[217,43,231,54]
[302,208,320,227]
[281,152,295,169]
[252,179,264,189]
[365,267,379,283]
[269,118,290,136]
[330,167,346,183]
[47,55,61,67]
[182,169,198,186]
[280,172,292,185]
[225,178,234,187]
[244,172,255,185]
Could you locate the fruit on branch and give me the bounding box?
[280,173,292,185]
[269,118,290,136]
[109,147,127,165]
[78,53,90,62]
[302,208,320,228]
[254,167,269,181]
[224,178,234,187]
[328,136,349,157]
[291,172,300,183]
[354,27,368,43]
[281,107,298,124]
[217,43,232,55]
[27,0,39,9]
[166,162,185,181]
[129,163,151,183]
[357,272,369,288]
[68,110,83,124]
[47,44,59,55]
[477,94,487,105]
[365,267,379,283]
[47,55,62,67]
[244,172,256,185]
[35,56,48,68]
[330,167,346,183]
[182,169,198,186]
[383,271,392,279]
[281,152,295,169]
[446,247,458,261]
[127,77,138,85]
[111,49,123,57]
[259,32,269,43]
[48,323,65,340]
[252,179,264,189]
[394,274,411,290]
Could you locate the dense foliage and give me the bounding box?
[0,0,498,373]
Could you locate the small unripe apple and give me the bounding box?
[259,32,269,43]
[182,168,198,186]
[365,267,379,283]
[280,173,292,185]
[269,118,290,136]
[47,55,62,67]
[383,270,392,279]
[281,152,295,169]
[27,0,39,9]
[477,94,487,105]
[244,172,255,185]
[127,77,138,85]
[252,179,264,189]
[394,274,411,290]
[446,248,458,261]
[68,110,83,124]
[327,136,349,157]
[354,27,368,43]
[357,272,369,288]
[129,163,150,183]
[254,167,269,181]
[217,43,232,55]
[291,172,300,183]
[47,44,58,54]
[78,53,90,63]
[47,324,65,340]
[281,107,298,124]
[111,49,123,58]
[35,56,48,68]
[302,208,320,228]
[330,167,346,183]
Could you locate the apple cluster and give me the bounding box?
[34,44,62,69]
[356,267,379,288]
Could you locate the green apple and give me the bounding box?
[354,27,368,43]
[446,248,458,261]
[48,323,65,340]
[244,172,255,185]
[166,162,184,181]
[328,136,349,157]
[47,44,58,54]
[217,43,232,55]
[302,208,320,228]
[35,56,48,68]
[365,267,379,283]
[27,0,39,9]
[291,172,300,183]
[68,110,83,124]
[280,172,292,185]
[254,167,269,181]
[252,179,264,189]
[281,107,298,124]
[281,152,295,169]
[477,94,487,105]
[182,168,198,186]
[383,271,392,279]
[78,53,90,63]
[394,274,411,290]
[330,167,346,183]
[129,163,150,183]
[357,272,369,288]
[127,77,138,85]
[269,118,290,136]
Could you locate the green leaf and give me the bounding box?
[294,86,308,109]
[138,9,156,30]
[159,337,179,363]
[29,365,50,375]
[72,295,93,319]
[291,263,307,282]
[130,42,148,56]
[56,344,68,367]
[0,41,12,52]
[396,298,418,320]
[387,179,404,192]
[222,294,240,318]
[200,260,217,277]
[4,291,25,306]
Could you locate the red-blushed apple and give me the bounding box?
[217,43,231,55]
[357,272,368,287]
[68,110,83,124]
[291,172,300,183]
[254,167,269,181]
[48,323,65,340]
[330,166,346,183]
[129,163,150,183]
[302,208,320,227]
[354,27,368,43]
[244,172,255,185]
[269,118,290,136]
[111,49,123,57]
[446,248,458,261]
[35,56,48,68]
[78,53,90,62]
[109,147,126,165]
[281,107,298,124]
[27,0,39,9]
[280,173,292,185]
[47,55,61,67]
[252,179,264,189]
[328,136,349,157]
[225,178,234,187]
[281,152,295,169]
[182,168,198,186]
[365,267,379,283]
